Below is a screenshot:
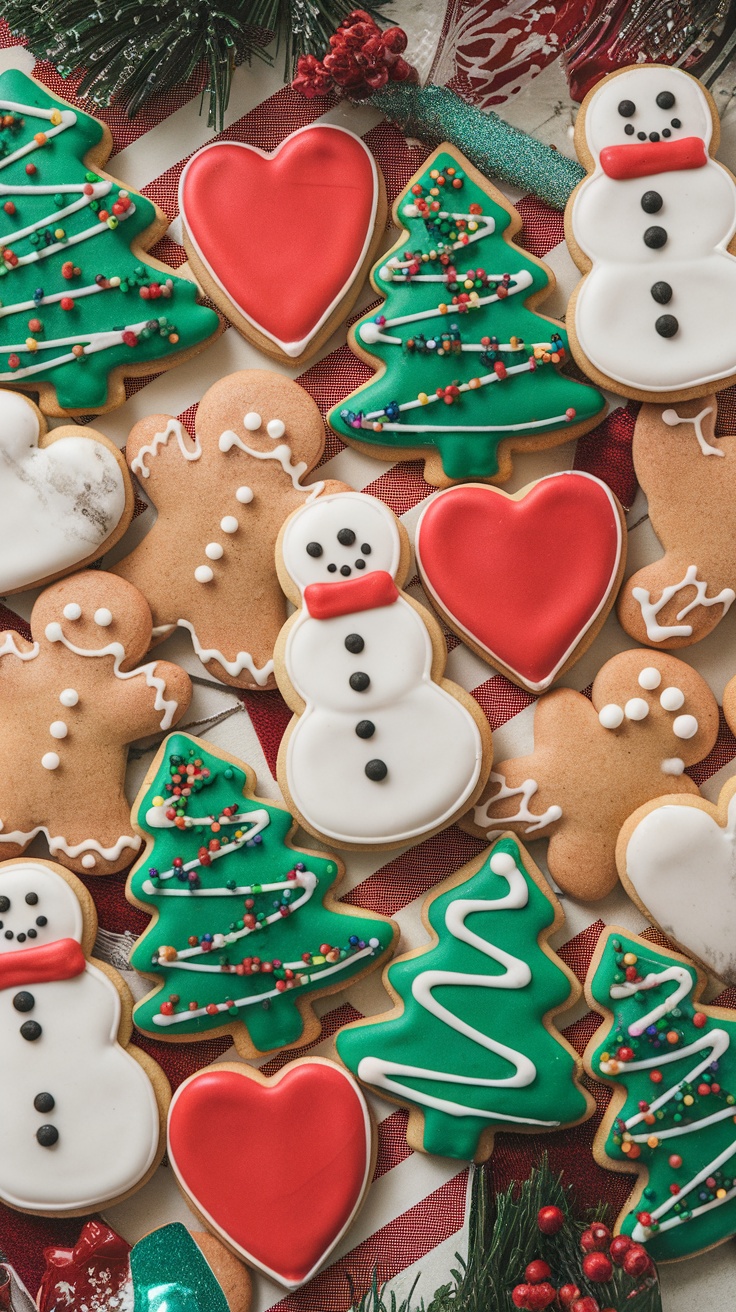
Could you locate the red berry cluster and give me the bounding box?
[510,1211,655,1312]
[292,10,416,100]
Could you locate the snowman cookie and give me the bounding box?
[0,571,191,874]
[274,491,492,849]
[0,390,134,594]
[566,64,736,400]
[114,370,349,689]
[0,858,168,1216]
[465,649,719,900]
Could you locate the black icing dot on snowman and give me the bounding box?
[656,314,679,337]
[12,991,34,1013]
[644,226,668,249]
[345,634,365,654]
[306,542,323,558]
[365,759,388,782]
[337,528,356,546]
[615,90,680,140]
[651,281,672,304]
[356,720,375,738]
[657,91,675,109]
[641,191,662,213]
[36,1125,59,1148]
[34,1092,54,1113]
[21,1020,42,1042]
[618,100,635,117]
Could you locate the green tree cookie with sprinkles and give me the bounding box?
[0,69,219,415]
[586,927,736,1262]
[329,144,605,487]
[127,732,398,1057]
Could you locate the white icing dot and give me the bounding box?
[244,412,261,430]
[221,516,238,534]
[360,321,382,345]
[625,698,649,721]
[661,409,679,428]
[267,419,285,440]
[49,721,67,739]
[490,851,518,876]
[81,853,96,869]
[194,565,214,584]
[662,757,685,775]
[236,486,253,504]
[41,752,60,770]
[45,622,63,642]
[94,608,113,627]
[599,704,624,729]
[59,688,79,707]
[63,603,81,620]
[205,543,224,560]
[660,686,685,711]
[673,714,698,740]
[638,667,662,691]
[402,203,419,218]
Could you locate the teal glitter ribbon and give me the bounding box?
[371,83,584,211]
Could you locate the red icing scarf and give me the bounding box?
[0,938,86,990]
[600,136,707,179]
[304,570,399,620]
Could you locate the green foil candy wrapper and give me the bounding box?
[131,1223,229,1312]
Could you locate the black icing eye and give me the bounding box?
[361,543,371,554]
[337,528,356,546]
[25,892,38,906]
[656,91,675,110]
[0,897,9,913]
[618,99,636,117]
[306,542,323,558]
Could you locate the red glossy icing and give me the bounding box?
[415,473,621,691]
[179,125,378,356]
[305,570,399,619]
[167,1061,371,1289]
[600,136,707,179]
[0,937,85,990]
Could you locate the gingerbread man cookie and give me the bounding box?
[464,649,718,900]
[0,571,192,875]
[114,371,349,690]
[618,397,736,647]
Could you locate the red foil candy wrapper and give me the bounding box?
[36,1221,131,1312]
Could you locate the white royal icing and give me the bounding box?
[632,563,735,641]
[662,406,722,456]
[130,418,202,479]
[0,824,140,865]
[473,772,562,836]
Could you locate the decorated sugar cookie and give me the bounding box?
[0,69,219,415]
[167,1057,374,1289]
[566,64,736,400]
[618,398,736,647]
[329,143,605,486]
[179,124,386,366]
[274,490,492,849]
[415,472,625,693]
[0,858,168,1215]
[465,649,719,900]
[114,371,350,689]
[127,733,397,1053]
[337,836,592,1161]
[586,928,736,1262]
[0,571,191,875]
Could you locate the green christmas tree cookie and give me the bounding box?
[127,733,397,1056]
[336,835,592,1161]
[586,928,736,1263]
[329,144,605,486]
[0,69,219,414]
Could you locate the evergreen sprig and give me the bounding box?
[2,0,389,129]
[348,1159,663,1312]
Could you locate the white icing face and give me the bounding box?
[282,492,400,592]
[0,862,83,951]
[584,66,712,160]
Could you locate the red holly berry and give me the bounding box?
[609,1234,633,1265]
[571,1300,599,1312]
[526,1283,556,1310]
[537,1205,565,1235]
[525,1260,552,1285]
[558,1286,581,1309]
[580,1223,610,1253]
[622,1244,651,1277]
[582,1252,613,1283]
[511,1284,531,1309]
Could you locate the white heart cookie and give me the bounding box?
[621,780,736,985]
[0,391,131,593]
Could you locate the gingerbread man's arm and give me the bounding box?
[0,628,40,677]
[107,657,192,743]
[126,413,204,500]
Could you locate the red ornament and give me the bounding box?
[537,1204,565,1235]
[511,1284,531,1309]
[526,1282,557,1310]
[525,1259,552,1285]
[622,1244,651,1277]
[37,1222,131,1312]
[609,1234,633,1265]
[582,1252,613,1283]
[558,1286,581,1308]
[571,1300,599,1312]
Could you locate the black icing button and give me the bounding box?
[337,528,356,546]
[349,672,370,692]
[356,720,375,739]
[365,759,388,782]
[618,99,636,117]
[345,633,365,654]
[641,191,662,213]
[657,90,675,109]
[651,281,673,304]
[34,1092,55,1113]
[644,226,667,249]
[655,314,679,337]
[36,1125,59,1148]
[12,991,34,1013]
[20,1020,42,1042]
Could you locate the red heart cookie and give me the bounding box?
[167,1058,373,1289]
[179,125,379,360]
[415,472,624,693]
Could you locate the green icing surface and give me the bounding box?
[131,1222,228,1312]
[329,150,605,481]
[0,69,218,410]
[129,733,395,1053]
[589,930,736,1261]
[336,837,587,1161]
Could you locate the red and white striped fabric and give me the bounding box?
[1,20,735,1308]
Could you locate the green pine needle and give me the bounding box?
[2,0,389,128]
